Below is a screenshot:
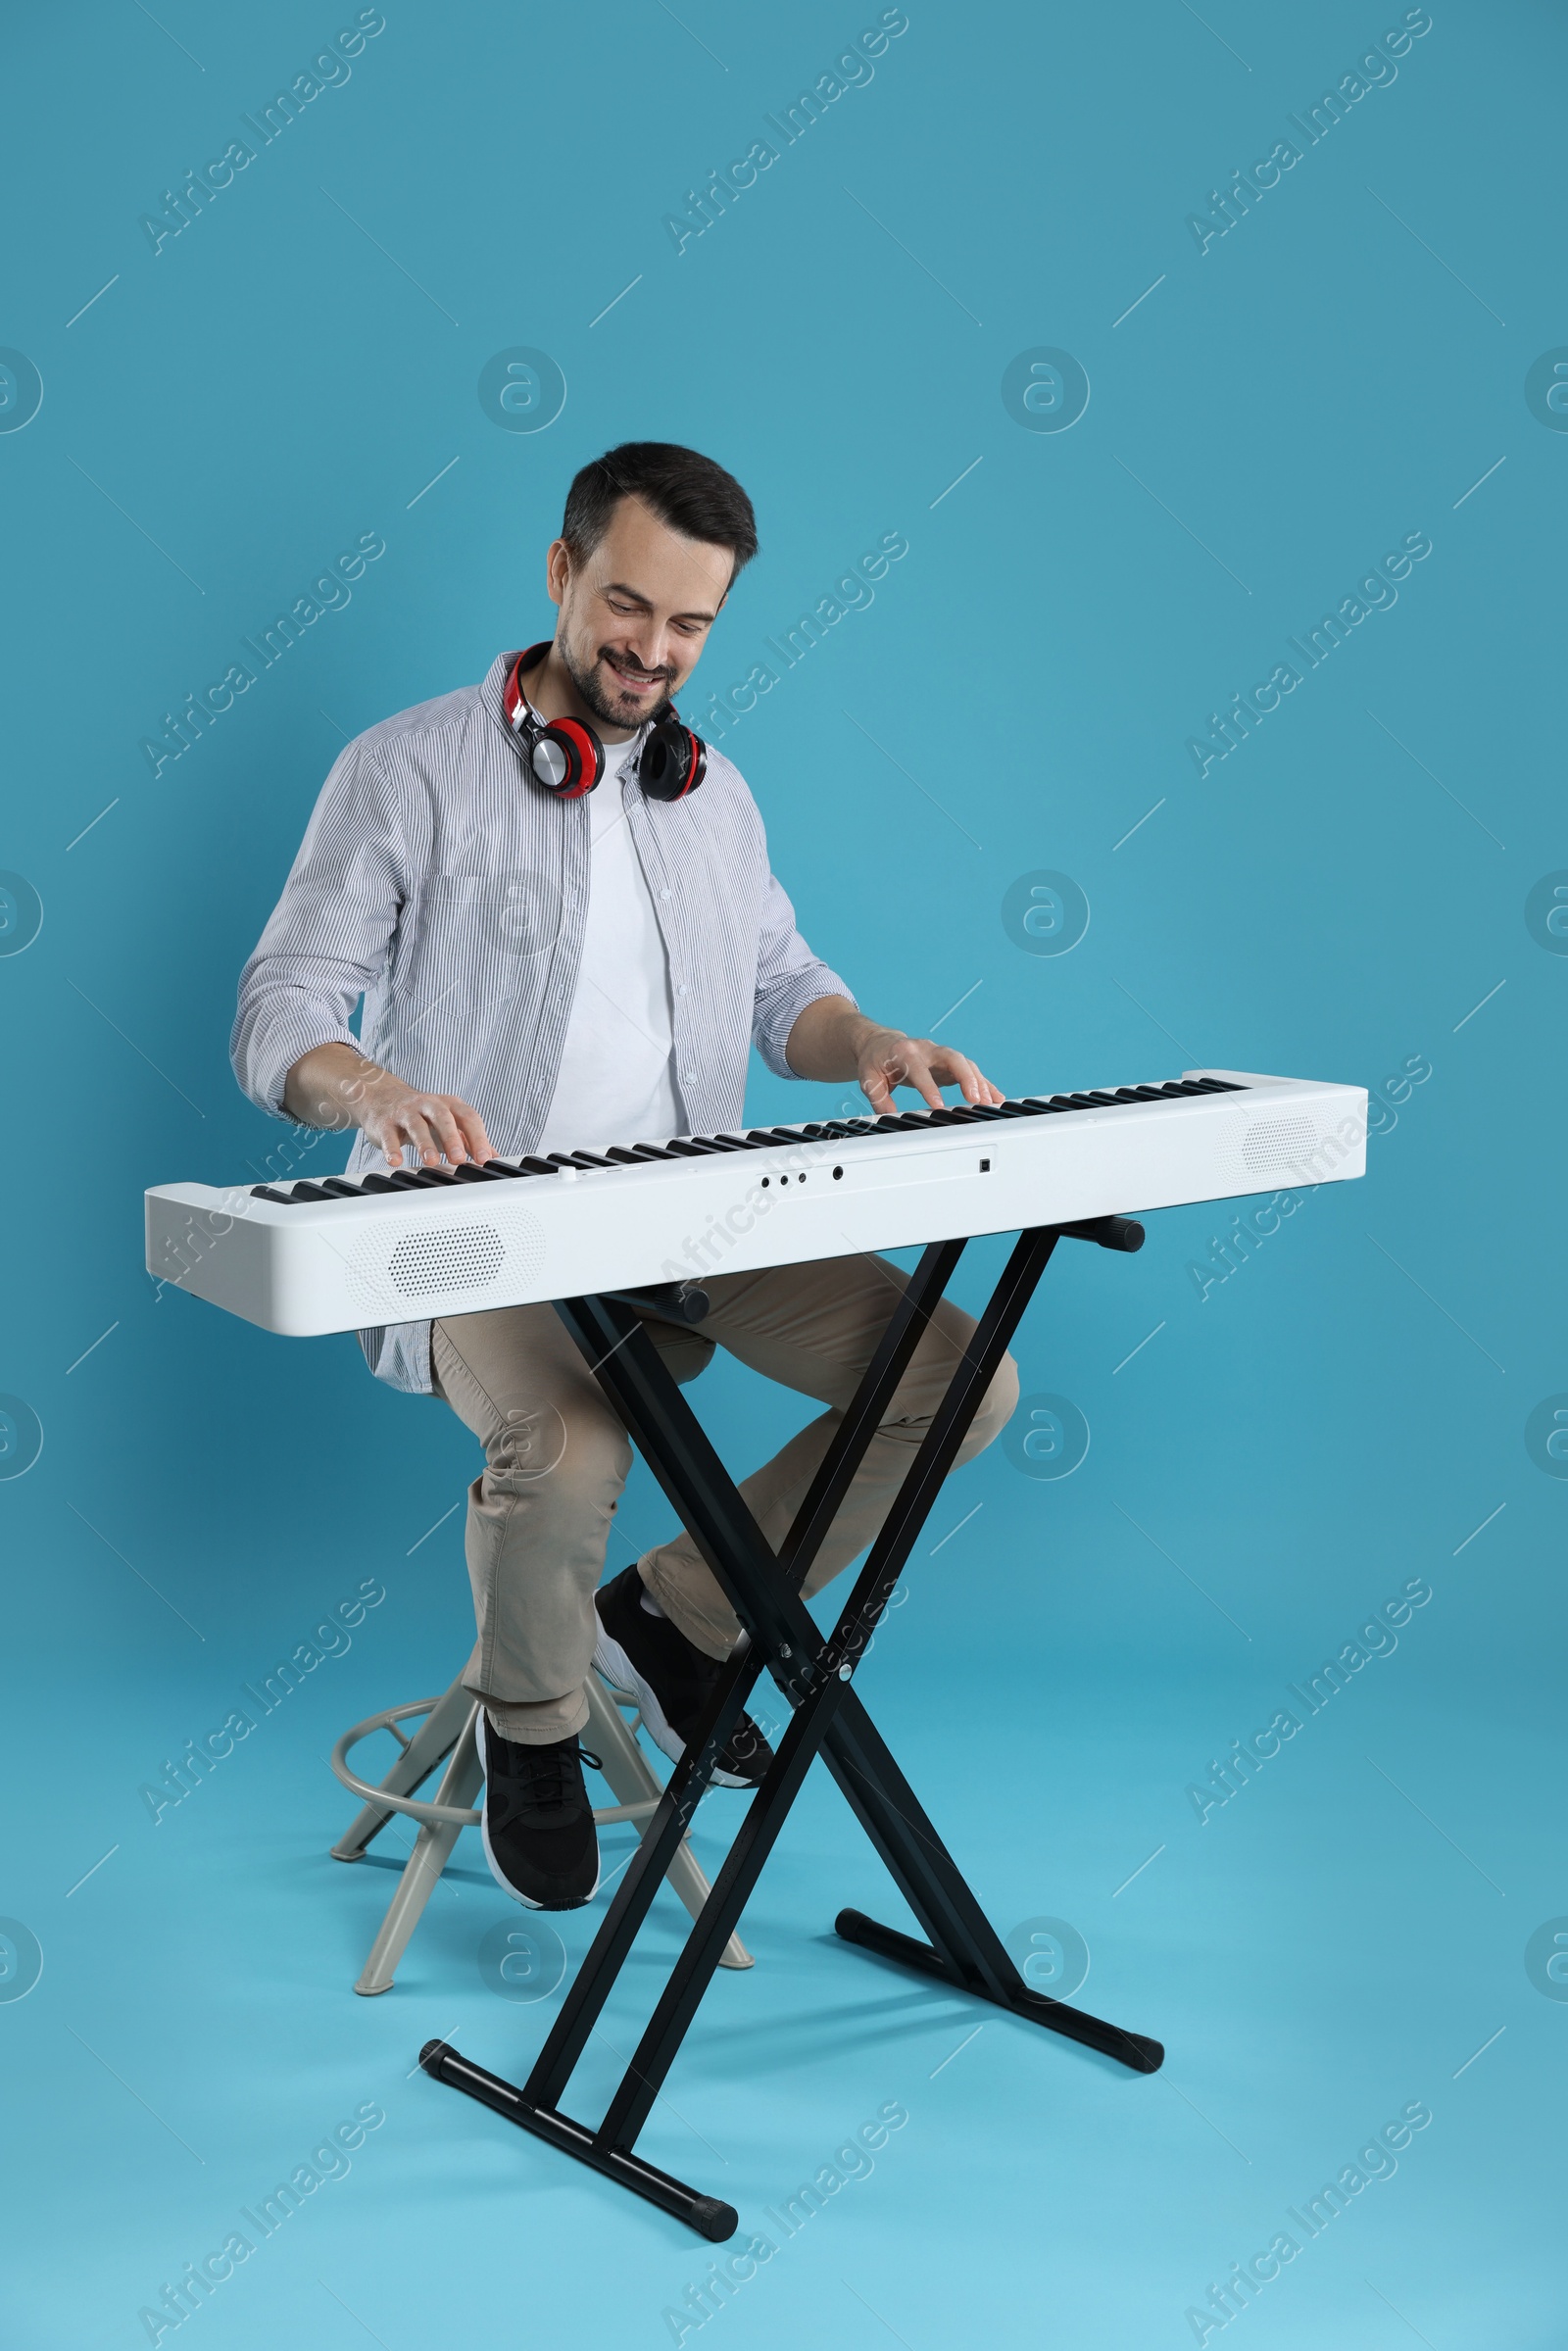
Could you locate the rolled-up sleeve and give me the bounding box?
[230,744,414,1120]
[750,867,855,1080]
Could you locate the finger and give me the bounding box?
[394,1106,436,1166]
[397,1107,443,1166]
[454,1102,494,1162]
[861,1064,893,1111]
[420,1100,469,1164]
[923,1046,980,1103]
[440,1100,475,1158]
[936,1051,980,1103]
[368,1114,405,1170]
[899,1048,945,1109]
[410,1104,444,1163]
[940,1053,1002,1105]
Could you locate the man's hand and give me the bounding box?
[784,998,1004,1113]
[283,1043,494,1169]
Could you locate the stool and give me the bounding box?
[329,1669,753,1994]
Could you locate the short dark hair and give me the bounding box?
[561,442,759,579]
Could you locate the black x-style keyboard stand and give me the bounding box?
[419,1218,1165,2238]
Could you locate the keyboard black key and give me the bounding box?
[453,1162,504,1182]
[605,1147,646,1165]
[318,1178,364,1198]
[388,1169,442,1189]
[627,1144,675,1161]
[359,1174,399,1193]
[289,1182,333,1201]
[250,1185,294,1201]
[671,1140,734,1155]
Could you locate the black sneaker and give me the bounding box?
[593,1565,775,1789]
[473,1713,601,1910]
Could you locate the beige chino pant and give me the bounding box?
[431,1253,1019,1744]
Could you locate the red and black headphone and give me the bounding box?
[502,643,707,805]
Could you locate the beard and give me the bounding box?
[560,634,675,732]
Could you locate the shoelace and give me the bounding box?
[522,1741,602,1816]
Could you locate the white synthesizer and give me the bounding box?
[145,1070,1367,1337]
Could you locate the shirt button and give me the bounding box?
[677,985,688,997]
[660,888,672,901]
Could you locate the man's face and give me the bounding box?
[546,496,732,734]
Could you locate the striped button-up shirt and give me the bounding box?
[230,650,854,1393]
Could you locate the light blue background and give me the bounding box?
[1,3,1562,2345]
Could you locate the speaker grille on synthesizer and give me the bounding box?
[1241,1115,1319,1174]
[387,1223,506,1298]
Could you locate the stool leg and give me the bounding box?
[332,1675,474,1862]
[354,1709,483,1996]
[584,1677,753,1973]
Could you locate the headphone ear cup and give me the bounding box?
[638,721,707,803]
[531,715,603,798]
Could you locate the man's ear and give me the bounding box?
[544,537,570,610]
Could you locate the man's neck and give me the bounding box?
[520,642,638,744]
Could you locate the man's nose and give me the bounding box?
[619,629,669,675]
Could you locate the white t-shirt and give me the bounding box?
[538,741,682,1154]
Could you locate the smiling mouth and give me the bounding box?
[602,650,671,695]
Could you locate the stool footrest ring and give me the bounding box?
[329,1689,662,1832]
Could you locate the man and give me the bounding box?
[232,443,1017,1910]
